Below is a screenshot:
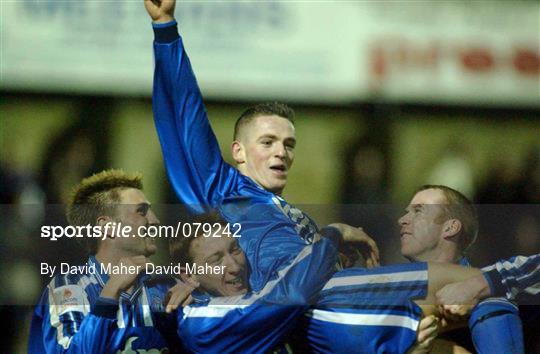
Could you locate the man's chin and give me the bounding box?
[223,285,248,296]
[266,181,287,194]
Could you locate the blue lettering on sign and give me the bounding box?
[21,1,289,38]
[21,0,125,43]
[23,0,87,18]
[178,2,290,37]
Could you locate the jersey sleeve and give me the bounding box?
[28,284,118,353]
[482,254,539,303]
[152,21,236,212]
[180,301,302,354]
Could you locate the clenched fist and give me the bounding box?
[144,0,176,24]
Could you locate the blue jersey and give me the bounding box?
[178,256,317,353]
[150,22,540,354]
[150,21,431,353]
[28,256,179,353]
[151,22,337,303]
[296,254,539,354]
[175,262,429,354]
[295,262,429,354]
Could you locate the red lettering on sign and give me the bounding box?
[513,49,540,75]
[461,49,494,72]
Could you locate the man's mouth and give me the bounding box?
[269,165,287,175]
[400,231,412,239]
[225,276,245,289]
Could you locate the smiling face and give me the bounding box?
[398,189,448,262]
[188,231,248,297]
[232,115,296,195]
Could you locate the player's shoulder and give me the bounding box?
[39,273,95,310]
[48,270,95,289]
[43,268,99,304]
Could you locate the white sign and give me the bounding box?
[1,2,538,106]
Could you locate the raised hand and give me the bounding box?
[164,277,199,313]
[436,273,490,308]
[100,255,149,300]
[328,223,380,268]
[144,0,176,23]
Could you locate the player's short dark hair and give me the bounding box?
[415,185,478,255]
[233,102,295,140]
[67,169,143,255]
[169,212,228,264]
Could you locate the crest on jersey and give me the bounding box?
[272,196,318,244]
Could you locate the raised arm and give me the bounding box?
[146,0,236,211]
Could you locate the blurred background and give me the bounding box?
[1,1,539,352]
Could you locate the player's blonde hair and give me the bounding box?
[67,169,143,254]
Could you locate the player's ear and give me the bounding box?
[97,216,115,238]
[442,219,462,239]
[231,140,246,164]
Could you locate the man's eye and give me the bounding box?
[231,246,242,254]
[207,256,220,264]
[261,141,272,146]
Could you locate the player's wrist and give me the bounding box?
[100,281,123,300]
[153,15,175,25]
[153,20,180,43]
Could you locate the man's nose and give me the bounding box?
[274,143,286,158]
[147,210,160,225]
[398,213,408,226]
[223,254,241,274]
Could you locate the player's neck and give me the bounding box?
[235,167,284,196]
[428,247,459,263]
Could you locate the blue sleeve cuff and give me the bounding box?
[92,297,119,319]
[483,269,506,298]
[152,20,180,43]
[320,226,342,249]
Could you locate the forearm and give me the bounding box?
[100,280,124,300]
[421,262,483,305]
[152,22,232,210]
